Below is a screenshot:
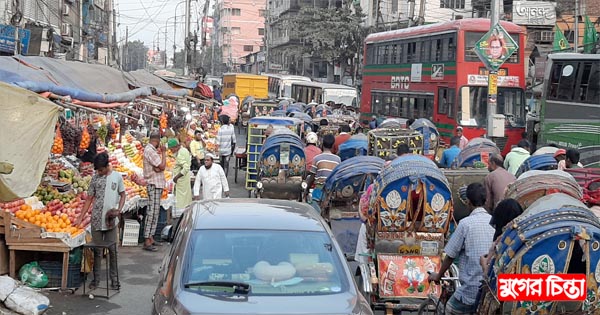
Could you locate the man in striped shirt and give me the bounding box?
[217,115,236,175]
[307,134,341,186]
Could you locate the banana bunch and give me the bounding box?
[123,143,137,159]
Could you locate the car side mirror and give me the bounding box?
[161,225,173,243]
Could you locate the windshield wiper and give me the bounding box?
[183,281,251,295]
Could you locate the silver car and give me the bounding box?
[152,198,373,315]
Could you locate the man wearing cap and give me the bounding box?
[456,126,468,150]
[143,131,167,252]
[193,154,230,200]
[168,139,193,218]
[304,132,322,170]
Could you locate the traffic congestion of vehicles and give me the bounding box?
[2,10,599,315]
[155,50,600,314]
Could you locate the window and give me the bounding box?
[438,87,455,118]
[392,0,398,13]
[443,35,456,61]
[464,32,520,63]
[377,45,386,64]
[371,92,433,119]
[244,45,254,52]
[383,45,389,64]
[406,42,416,62]
[548,61,600,104]
[258,9,266,17]
[232,8,241,15]
[183,230,348,296]
[258,28,265,35]
[231,27,241,35]
[391,44,398,64]
[366,44,376,65]
[441,0,465,9]
[458,87,525,127]
[536,31,554,43]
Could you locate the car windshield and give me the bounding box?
[183,229,348,296]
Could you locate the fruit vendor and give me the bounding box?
[142,131,167,252]
[75,152,125,291]
[168,138,192,218]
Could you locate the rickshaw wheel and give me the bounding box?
[417,296,442,315]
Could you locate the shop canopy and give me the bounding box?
[0,56,189,102]
[0,82,60,202]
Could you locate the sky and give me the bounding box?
[115,0,213,57]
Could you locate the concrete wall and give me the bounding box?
[217,0,266,69]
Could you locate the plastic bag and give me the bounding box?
[69,248,82,265]
[18,262,49,288]
[0,275,18,300]
[4,286,50,315]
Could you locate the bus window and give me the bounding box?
[391,44,398,64]
[557,63,577,100]
[459,86,525,127]
[438,87,455,118]
[587,62,600,104]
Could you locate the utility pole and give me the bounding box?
[184,0,191,75]
[164,26,168,68]
[125,26,129,70]
[486,0,500,137]
[574,0,579,52]
[113,8,117,65]
[265,0,270,72]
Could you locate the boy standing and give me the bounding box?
[76,152,126,290]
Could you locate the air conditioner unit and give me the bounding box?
[62,4,70,15]
[61,23,72,37]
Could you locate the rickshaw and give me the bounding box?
[456,138,501,168]
[504,170,583,209]
[358,155,456,313]
[379,118,408,129]
[367,127,424,159]
[288,112,314,133]
[320,156,385,256]
[409,119,441,160]
[338,133,368,161]
[305,104,333,118]
[244,116,304,196]
[479,192,600,315]
[514,153,558,177]
[313,117,351,140]
[239,99,278,133]
[254,128,308,200]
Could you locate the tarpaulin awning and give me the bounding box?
[124,69,173,90]
[0,82,60,201]
[156,75,198,89]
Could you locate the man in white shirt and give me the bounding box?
[193,154,230,200]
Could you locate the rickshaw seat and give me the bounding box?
[234,147,246,158]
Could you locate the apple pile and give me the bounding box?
[0,199,26,213]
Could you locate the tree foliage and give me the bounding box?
[290,5,368,63]
[123,40,148,71]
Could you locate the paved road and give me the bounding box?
[44,128,404,315]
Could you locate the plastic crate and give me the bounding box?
[39,260,82,288]
[122,219,140,246]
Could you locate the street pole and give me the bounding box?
[184,0,191,76]
[125,26,129,70]
[574,0,579,52]
[265,0,270,72]
[164,23,168,68]
[486,0,500,137]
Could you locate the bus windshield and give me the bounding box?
[459,86,525,128]
[324,89,357,107]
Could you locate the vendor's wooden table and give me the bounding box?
[8,241,70,290]
[2,213,73,290]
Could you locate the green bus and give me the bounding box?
[538,53,600,167]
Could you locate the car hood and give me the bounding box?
[176,290,361,315]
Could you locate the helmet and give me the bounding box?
[306,132,318,144]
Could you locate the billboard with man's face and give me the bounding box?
[474,23,519,71]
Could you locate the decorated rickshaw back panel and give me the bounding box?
[377,254,441,298]
[259,132,306,178]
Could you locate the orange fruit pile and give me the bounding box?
[15,205,84,236]
[52,128,64,154]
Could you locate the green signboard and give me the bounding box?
[474,23,519,71]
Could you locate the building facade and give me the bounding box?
[0,0,114,63]
[214,0,266,71]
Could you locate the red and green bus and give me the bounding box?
[361,18,527,155]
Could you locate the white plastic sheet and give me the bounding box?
[0,82,60,201]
